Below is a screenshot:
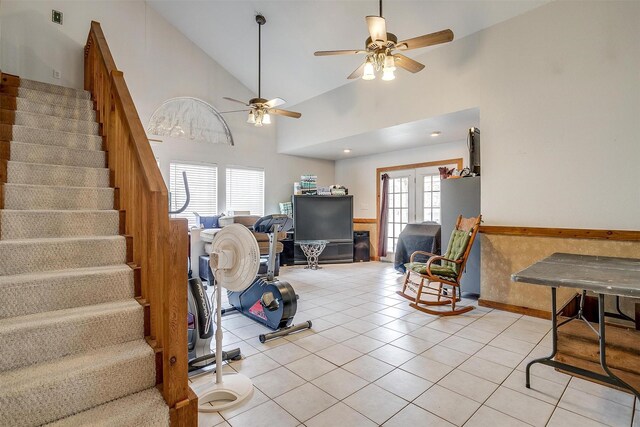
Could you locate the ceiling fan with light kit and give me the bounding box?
[315,0,454,81]
[221,14,301,127]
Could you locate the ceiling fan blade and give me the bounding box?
[223,97,250,106]
[314,49,366,56]
[366,16,387,44]
[347,62,366,80]
[219,109,251,114]
[265,97,286,108]
[268,109,302,119]
[393,54,425,73]
[397,29,454,50]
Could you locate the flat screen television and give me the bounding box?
[293,195,353,242]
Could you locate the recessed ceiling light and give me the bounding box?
[431,131,441,137]
[343,149,352,153]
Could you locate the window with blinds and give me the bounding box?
[169,162,217,228]
[225,167,265,216]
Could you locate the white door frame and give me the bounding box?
[376,159,463,261]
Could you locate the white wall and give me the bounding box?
[336,140,468,219]
[0,0,334,214]
[279,1,640,230]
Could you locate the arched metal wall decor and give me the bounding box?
[147,97,234,146]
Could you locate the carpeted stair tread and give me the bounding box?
[3,183,114,210]
[0,340,156,427]
[11,124,103,151]
[1,95,96,121]
[0,77,165,426]
[18,78,91,99]
[45,388,169,427]
[0,209,119,239]
[7,110,100,135]
[5,160,110,187]
[0,299,143,372]
[0,235,126,275]
[0,265,134,319]
[5,140,106,168]
[13,87,94,109]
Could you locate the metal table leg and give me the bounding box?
[525,288,640,401]
[526,287,558,388]
[596,293,640,400]
[605,295,635,322]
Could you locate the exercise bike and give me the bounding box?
[187,276,241,372]
[170,172,242,374]
[223,215,312,343]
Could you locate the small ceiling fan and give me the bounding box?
[222,15,301,127]
[314,0,454,81]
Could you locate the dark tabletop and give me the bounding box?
[511,252,640,297]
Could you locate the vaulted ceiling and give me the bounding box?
[148,1,549,106]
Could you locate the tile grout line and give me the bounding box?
[399,307,555,426]
[219,284,499,425]
[204,264,633,427]
[544,378,572,427]
[318,304,499,425]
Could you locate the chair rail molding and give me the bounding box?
[480,225,640,241]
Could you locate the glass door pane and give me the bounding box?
[416,165,450,225]
[381,170,415,260]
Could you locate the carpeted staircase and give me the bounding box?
[0,77,170,426]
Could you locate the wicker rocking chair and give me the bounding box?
[397,215,481,316]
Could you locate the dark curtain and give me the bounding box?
[377,173,390,258]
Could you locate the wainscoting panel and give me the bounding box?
[480,232,640,315]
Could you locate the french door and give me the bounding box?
[383,171,415,261]
[381,163,454,260]
[415,166,442,224]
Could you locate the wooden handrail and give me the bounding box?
[110,71,166,192]
[84,21,196,425]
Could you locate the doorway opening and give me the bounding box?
[377,158,462,261]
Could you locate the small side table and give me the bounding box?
[296,240,329,270]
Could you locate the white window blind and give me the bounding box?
[170,162,217,228]
[226,167,265,216]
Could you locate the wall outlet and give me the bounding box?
[52,10,63,25]
[53,70,61,79]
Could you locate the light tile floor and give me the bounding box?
[192,262,638,427]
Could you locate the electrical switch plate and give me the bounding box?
[52,10,63,25]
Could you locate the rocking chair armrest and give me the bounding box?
[424,255,446,269]
[425,255,461,267]
[423,255,462,276]
[409,251,439,263]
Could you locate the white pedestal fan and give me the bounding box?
[193,224,261,412]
